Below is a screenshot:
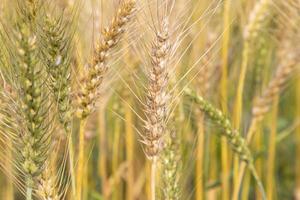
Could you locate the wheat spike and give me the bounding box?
[161,131,180,200]
[39,13,73,132]
[184,88,267,199]
[144,19,171,159]
[77,0,136,119]
[185,88,252,162]
[36,165,60,200]
[1,1,54,199]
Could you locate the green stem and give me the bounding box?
[26,178,33,200]
[76,119,87,200]
[249,164,267,200]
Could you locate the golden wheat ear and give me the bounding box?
[143,18,172,200]
[77,0,136,119]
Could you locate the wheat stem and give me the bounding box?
[296,77,300,198]
[266,95,279,200]
[98,107,108,199]
[220,1,231,199]
[112,115,122,200]
[254,122,264,200]
[26,178,33,200]
[151,157,157,200]
[196,117,205,200]
[68,135,76,198]
[76,119,87,200]
[249,164,267,200]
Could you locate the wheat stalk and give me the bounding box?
[233,0,271,130]
[234,0,271,137]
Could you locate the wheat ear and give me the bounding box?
[77,0,136,119]
[161,131,180,200]
[75,2,136,199]
[35,142,68,200]
[247,38,299,142]
[40,13,73,132]
[36,164,60,200]
[184,88,267,200]
[39,11,77,196]
[9,1,53,199]
[143,18,171,200]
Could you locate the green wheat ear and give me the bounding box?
[161,130,180,200]
[0,1,54,199]
[39,10,74,133]
[184,88,267,200]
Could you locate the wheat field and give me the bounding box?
[0,0,299,199]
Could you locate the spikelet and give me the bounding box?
[77,0,136,119]
[144,19,171,159]
[39,13,73,132]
